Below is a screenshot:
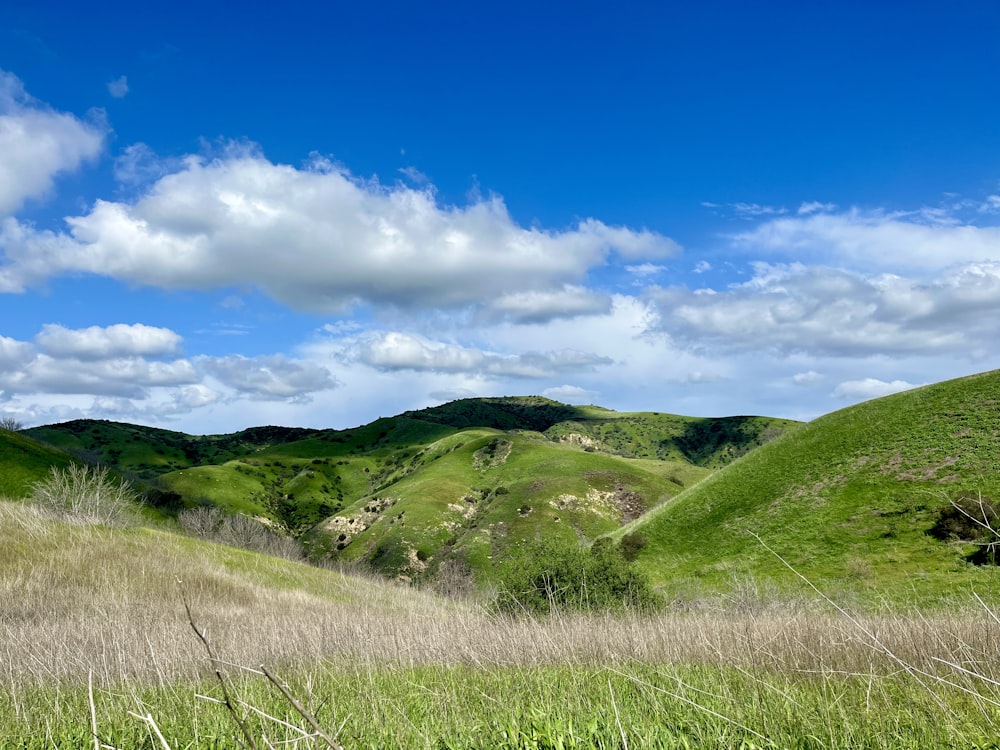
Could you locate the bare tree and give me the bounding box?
[0,416,24,432]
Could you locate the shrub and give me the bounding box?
[493,536,661,615]
[928,492,1000,565]
[618,531,648,562]
[178,506,305,562]
[31,464,139,526]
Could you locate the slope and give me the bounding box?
[624,369,1000,605]
[0,429,73,498]
[305,428,707,584]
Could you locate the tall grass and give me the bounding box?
[4,500,1000,747]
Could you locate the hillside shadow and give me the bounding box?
[674,416,770,467]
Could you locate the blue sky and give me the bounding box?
[2,0,1000,433]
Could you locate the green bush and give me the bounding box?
[493,536,661,615]
[618,531,648,562]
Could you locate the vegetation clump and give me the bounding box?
[928,491,1000,565]
[30,464,139,526]
[493,536,661,615]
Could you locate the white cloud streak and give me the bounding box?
[351,331,613,378]
[731,208,1000,273]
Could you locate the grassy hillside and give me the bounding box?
[625,369,1000,605]
[24,420,325,480]
[0,429,73,498]
[23,397,796,587]
[304,428,708,583]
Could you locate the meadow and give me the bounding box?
[4,500,1000,749]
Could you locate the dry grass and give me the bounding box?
[4,498,1000,697]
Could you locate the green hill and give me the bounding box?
[304,428,708,584]
[624,370,1000,606]
[0,428,74,498]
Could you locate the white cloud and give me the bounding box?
[398,166,429,185]
[35,323,182,360]
[797,201,836,215]
[113,142,181,186]
[485,285,612,323]
[0,354,198,398]
[542,384,598,403]
[831,378,920,401]
[693,260,712,273]
[625,263,667,277]
[0,335,35,371]
[107,76,128,98]
[652,261,1000,357]
[792,370,823,386]
[351,331,613,378]
[980,195,1000,213]
[199,354,337,401]
[0,148,681,309]
[732,202,787,217]
[731,208,1000,273]
[0,70,106,215]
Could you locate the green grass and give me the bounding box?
[624,369,1000,606]
[7,662,1000,749]
[306,429,692,583]
[0,430,73,498]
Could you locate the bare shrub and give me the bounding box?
[0,416,24,432]
[30,464,139,526]
[178,506,304,562]
[177,504,226,537]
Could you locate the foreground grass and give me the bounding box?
[8,661,1000,749]
[5,501,1000,748]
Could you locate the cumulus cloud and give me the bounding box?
[35,323,182,360]
[352,331,613,378]
[651,261,1000,357]
[0,335,35,371]
[831,378,920,400]
[0,354,198,398]
[199,354,337,400]
[0,70,105,215]
[485,286,612,323]
[0,148,681,309]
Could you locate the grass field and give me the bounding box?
[4,500,1000,748]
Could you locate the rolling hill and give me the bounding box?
[22,397,798,586]
[623,369,1000,605]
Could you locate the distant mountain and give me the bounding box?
[624,370,1000,606]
